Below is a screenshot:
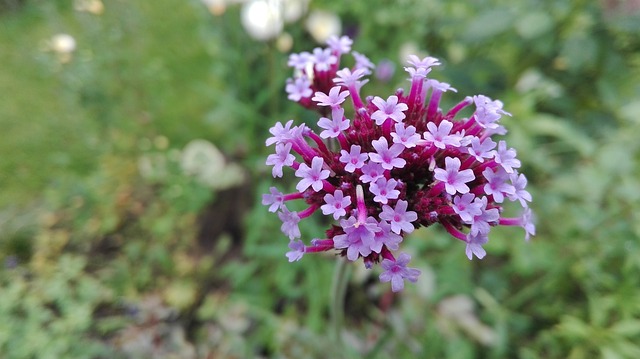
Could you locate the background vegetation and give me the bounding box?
[1,0,639,357]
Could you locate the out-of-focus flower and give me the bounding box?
[74,0,104,15]
[305,10,341,44]
[241,0,284,41]
[264,37,535,292]
[375,59,395,82]
[48,33,76,63]
[180,139,244,189]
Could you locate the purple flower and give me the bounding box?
[465,232,489,260]
[468,197,500,235]
[294,156,330,192]
[334,68,368,88]
[371,95,408,125]
[433,157,475,195]
[426,79,457,93]
[359,162,385,184]
[483,167,515,203]
[287,51,312,70]
[370,221,403,253]
[262,187,284,212]
[267,36,534,291]
[380,200,417,234]
[466,137,496,162]
[508,172,532,208]
[521,208,536,241]
[286,77,313,102]
[312,47,337,72]
[379,253,421,292]
[406,55,441,70]
[278,207,301,240]
[473,95,511,129]
[312,86,349,107]
[452,193,483,223]
[375,59,395,82]
[423,120,460,149]
[339,145,368,173]
[266,142,295,178]
[368,137,406,170]
[334,216,381,261]
[370,178,400,204]
[352,51,375,73]
[494,140,521,173]
[391,123,421,148]
[286,240,305,262]
[321,190,352,220]
[327,35,352,54]
[265,120,294,146]
[318,107,350,139]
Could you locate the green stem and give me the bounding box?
[330,258,351,348]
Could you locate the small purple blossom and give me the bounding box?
[278,207,301,240]
[466,137,496,162]
[359,162,385,184]
[312,86,349,107]
[327,35,352,54]
[334,216,381,261]
[371,221,403,253]
[521,208,536,241]
[473,95,511,129]
[452,193,483,223]
[318,107,350,139]
[352,51,375,73]
[339,145,368,173]
[371,95,408,125]
[465,232,489,260]
[375,59,395,82]
[380,200,417,234]
[391,123,421,148]
[334,68,367,88]
[468,197,500,235]
[494,140,521,173]
[312,47,338,72]
[266,142,295,178]
[370,178,400,204]
[294,156,330,192]
[406,55,441,70]
[287,51,312,70]
[483,167,515,203]
[262,187,284,212]
[426,79,457,93]
[265,120,294,146]
[286,77,313,102]
[433,157,475,195]
[321,190,352,220]
[508,172,532,207]
[368,137,406,170]
[286,240,305,262]
[379,253,421,292]
[423,120,460,149]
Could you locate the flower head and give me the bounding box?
[264,36,534,292]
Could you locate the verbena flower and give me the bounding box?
[264,37,535,292]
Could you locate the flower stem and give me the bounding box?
[330,257,351,349]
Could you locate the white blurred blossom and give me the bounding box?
[47,33,76,64]
[305,10,341,44]
[241,0,284,41]
[74,0,104,15]
[180,139,244,190]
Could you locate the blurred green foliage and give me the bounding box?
[1,0,639,358]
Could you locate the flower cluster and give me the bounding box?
[264,36,535,292]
